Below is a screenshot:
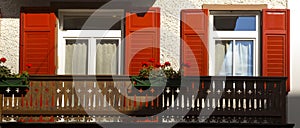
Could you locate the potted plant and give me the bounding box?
[0,57,30,96]
[130,58,189,90]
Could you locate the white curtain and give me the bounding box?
[234,40,253,76]
[216,40,253,76]
[96,40,118,75]
[65,40,88,75]
[216,41,233,76]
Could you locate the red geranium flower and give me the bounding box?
[164,61,171,66]
[26,63,32,68]
[155,62,161,68]
[149,58,155,63]
[0,57,7,63]
[141,62,149,67]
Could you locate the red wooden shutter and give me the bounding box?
[262,9,290,91]
[20,8,56,74]
[181,9,209,76]
[125,7,160,75]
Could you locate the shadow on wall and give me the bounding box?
[0,0,157,18]
[288,96,300,127]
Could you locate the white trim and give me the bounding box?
[209,12,260,76]
[61,30,121,38]
[57,9,123,75]
[209,15,214,76]
[89,38,96,75]
[212,31,257,39]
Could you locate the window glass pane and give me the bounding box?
[65,39,88,75]
[96,39,118,74]
[215,40,233,76]
[234,40,253,76]
[214,16,256,31]
[63,15,121,30]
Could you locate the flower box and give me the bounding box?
[132,77,181,87]
[0,77,29,97]
[129,76,182,96]
[0,57,30,97]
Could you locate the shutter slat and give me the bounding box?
[20,8,56,74]
[262,9,290,91]
[125,7,160,75]
[181,9,208,76]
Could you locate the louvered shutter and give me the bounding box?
[262,9,290,91]
[181,9,209,76]
[20,8,56,74]
[125,7,160,75]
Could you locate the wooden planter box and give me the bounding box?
[0,77,29,96]
[129,77,181,96]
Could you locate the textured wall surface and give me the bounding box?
[153,0,287,70]
[0,18,20,73]
[0,0,288,72]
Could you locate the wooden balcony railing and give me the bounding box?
[0,75,289,126]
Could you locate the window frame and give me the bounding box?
[208,11,261,76]
[57,9,124,75]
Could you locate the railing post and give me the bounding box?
[0,94,2,122]
[280,77,287,124]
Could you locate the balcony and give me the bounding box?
[0,75,294,128]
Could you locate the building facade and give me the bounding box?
[0,0,295,126]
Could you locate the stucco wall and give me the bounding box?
[288,0,300,96]
[153,0,287,70]
[288,0,300,126]
[0,18,19,73]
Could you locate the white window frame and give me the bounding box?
[208,11,260,76]
[57,9,124,75]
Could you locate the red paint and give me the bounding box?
[151,98,154,107]
[192,82,195,89]
[28,117,34,122]
[125,7,160,75]
[40,93,43,107]
[145,94,148,108]
[128,97,131,108]
[49,116,54,122]
[156,95,159,107]
[262,9,290,92]
[51,93,55,107]
[140,98,143,109]
[181,9,209,76]
[39,115,43,122]
[134,95,137,107]
[20,8,56,74]
[123,96,126,108]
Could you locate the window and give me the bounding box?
[57,9,124,75]
[209,11,260,76]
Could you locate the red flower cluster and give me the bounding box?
[141,62,149,67]
[26,63,32,68]
[164,61,171,66]
[155,62,161,68]
[141,59,172,69]
[0,57,7,63]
